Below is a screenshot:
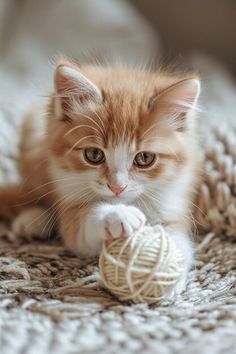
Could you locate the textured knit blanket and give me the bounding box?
[0,57,236,354]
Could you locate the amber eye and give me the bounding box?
[84,148,105,164]
[134,152,155,168]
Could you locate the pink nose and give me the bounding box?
[107,184,127,195]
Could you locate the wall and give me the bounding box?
[131,0,236,73]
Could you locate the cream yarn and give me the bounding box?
[99,225,185,304]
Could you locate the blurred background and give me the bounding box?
[132,0,236,74]
[0,0,236,99]
[0,0,236,181]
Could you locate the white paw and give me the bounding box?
[12,207,53,240]
[95,204,146,241]
[167,272,187,300]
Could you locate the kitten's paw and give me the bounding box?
[167,272,187,300]
[96,204,146,240]
[12,207,53,240]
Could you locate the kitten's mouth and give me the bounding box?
[108,189,140,202]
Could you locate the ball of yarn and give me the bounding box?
[99,225,185,304]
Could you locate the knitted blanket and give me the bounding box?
[0,57,236,354]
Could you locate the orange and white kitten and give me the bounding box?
[0,61,201,295]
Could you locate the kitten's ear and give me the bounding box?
[149,78,200,132]
[54,64,102,117]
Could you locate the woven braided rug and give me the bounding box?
[0,58,236,354]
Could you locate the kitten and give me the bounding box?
[0,60,201,295]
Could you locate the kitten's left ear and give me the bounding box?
[54,64,102,117]
[149,78,200,132]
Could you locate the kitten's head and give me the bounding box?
[49,61,200,206]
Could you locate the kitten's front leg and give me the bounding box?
[164,226,194,296]
[59,203,146,257]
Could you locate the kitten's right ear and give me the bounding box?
[54,65,102,118]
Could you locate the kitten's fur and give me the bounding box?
[0,60,201,295]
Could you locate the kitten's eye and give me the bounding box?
[134,152,155,168]
[84,148,105,165]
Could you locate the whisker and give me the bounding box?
[13,179,92,208]
[50,190,95,236]
[34,180,95,204]
[22,186,93,233]
[72,111,106,139]
[28,186,95,237]
[24,177,84,195]
[143,190,162,206]
[92,110,106,136]
[41,190,81,236]
[67,135,103,154]
[80,111,106,136]
[64,124,102,137]
[138,195,151,215]
[140,121,162,140]
[188,200,206,217]
[143,188,200,233]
